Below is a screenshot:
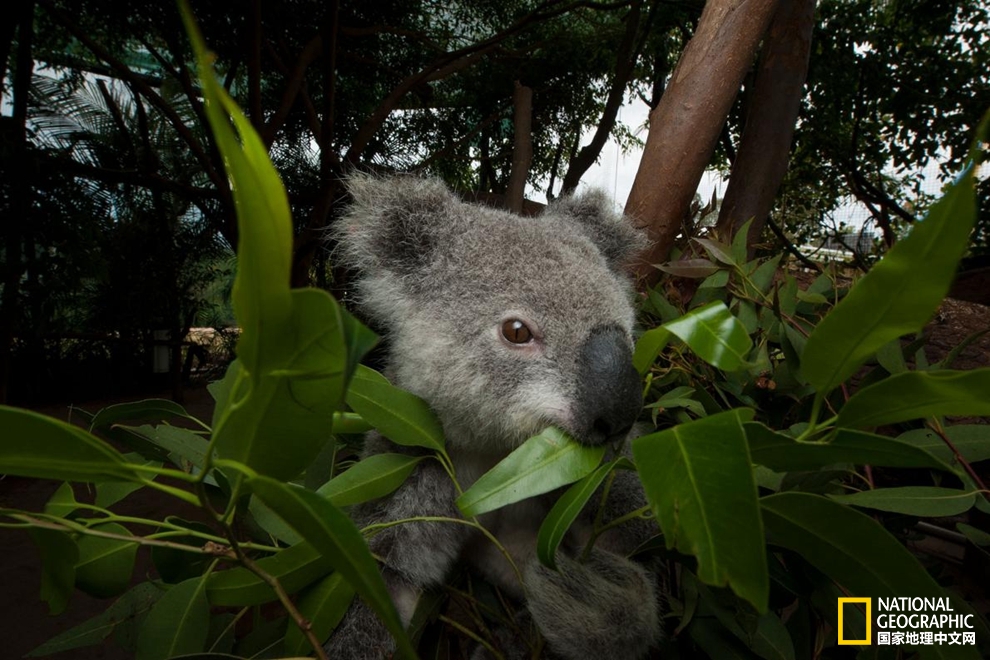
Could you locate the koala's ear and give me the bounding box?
[335,174,454,275]
[546,189,648,272]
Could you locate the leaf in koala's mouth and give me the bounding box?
[455,428,605,518]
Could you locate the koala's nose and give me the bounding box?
[573,326,643,446]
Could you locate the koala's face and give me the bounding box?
[338,176,646,453]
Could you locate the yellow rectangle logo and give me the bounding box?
[838,597,872,645]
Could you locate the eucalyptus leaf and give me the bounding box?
[0,406,138,483]
[345,371,445,452]
[837,369,990,428]
[656,258,720,278]
[632,409,767,612]
[283,573,356,656]
[744,424,953,472]
[456,428,605,518]
[761,492,981,660]
[317,453,427,507]
[536,460,619,569]
[29,528,78,616]
[206,542,331,606]
[897,425,990,466]
[694,237,737,266]
[829,487,977,517]
[245,475,416,658]
[801,156,979,394]
[135,574,211,660]
[634,301,752,374]
[75,522,138,598]
[89,399,204,433]
[44,482,79,518]
[662,301,752,371]
[25,583,162,657]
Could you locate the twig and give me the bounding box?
[225,533,330,660]
[930,420,989,500]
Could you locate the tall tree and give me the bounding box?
[714,0,816,255]
[624,0,781,287]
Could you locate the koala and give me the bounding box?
[327,175,661,660]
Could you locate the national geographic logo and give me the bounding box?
[837,597,977,647]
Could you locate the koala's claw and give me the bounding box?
[524,549,660,660]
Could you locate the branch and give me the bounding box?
[262,35,323,147]
[560,0,645,193]
[346,0,630,164]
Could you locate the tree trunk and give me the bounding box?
[505,81,533,214]
[715,0,816,255]
[624,0,780,288]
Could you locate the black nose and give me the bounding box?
[573,326,643,446]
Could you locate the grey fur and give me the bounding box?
[328,175,660,659]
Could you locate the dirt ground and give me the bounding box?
[0,296,987,659]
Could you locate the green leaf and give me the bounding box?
[656,258,720,278]
[150,517,215,584]
[245,475,416,658]
[206,542,331,606]
[44,482,79,518]
[249,496,303,545]
[536,459,621,569]
[345,370,445,452]
[182,3,293,379]
[283,572,356,655]
[897,425,990,466]
[456,428,606,518]
[744,424,953,472]
[876,339,908,375]
[731,219,754,265]
[29,528,78,615]
[761,493,981,660]
[801,158,978,394]
[663,301,752,371]
[837,369,990,428]
[89,399,204,433]
[95,454,160,508]
[957,523,990,547]
[135,574,211,660]
[0,406,138,483]
[748,255,782,296]
[75,522,138,598]
[126,424,209,471]
[634,301,753,374]
[25,583,163,657]
[211,291,356,481]
[317,453,426,507]
[694,237,737,266]
[183,11,374,483]
[829,487,977,517]
[632,409,767,612]
[633,325,671,375]
[646,287,681,323]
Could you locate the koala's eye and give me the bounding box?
[501,319,533,344]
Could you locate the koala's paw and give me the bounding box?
[525,549,660,660]
[325,598,395,660]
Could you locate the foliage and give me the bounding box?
[2,16,989,660]
[774,0,990,256]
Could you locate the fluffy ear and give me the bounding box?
[334,174,455,276]
[545,190,647,272]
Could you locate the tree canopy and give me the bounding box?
[1,0,988,401]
